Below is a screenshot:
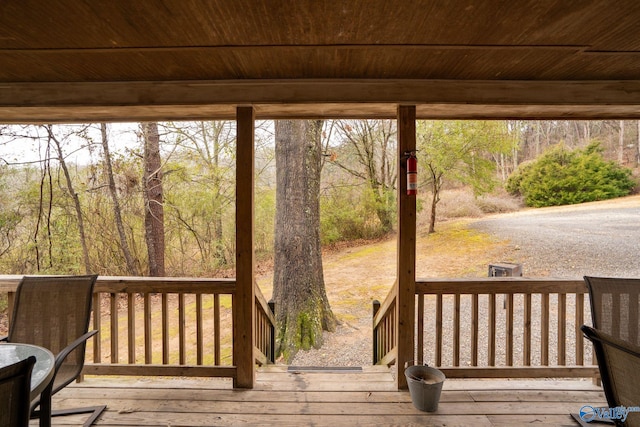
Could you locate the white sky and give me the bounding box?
[0,123,139,166]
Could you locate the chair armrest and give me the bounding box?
[0,336,7,342]
[53,330,99,372]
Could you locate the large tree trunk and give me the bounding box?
[272,120,336,362]
[142,122,165,276]
[101,123,139,276]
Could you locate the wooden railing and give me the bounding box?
[372,285,397,366]
[255,285,276,366]
[0,275,276,379]
[418,278,598,378]
[373,277,600,379]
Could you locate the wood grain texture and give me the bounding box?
[49,370,606,426]
[395,105,417,389]
[233,106,256,388]
[2,1,640,122]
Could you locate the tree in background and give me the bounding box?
[328,120,397,233]
[101,123,140,276]
[418,120,517,233]
[0,162,20,259]
[141,122,165,276]
[46,124,92,273]
[506,142,636,207]
[272,120,336,361]
[0,119,637,277]
[0,124,99,273]
[161,121,237,273]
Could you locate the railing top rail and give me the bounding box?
[0,275,22,290]
[96,276,236,294]
[373,281,397,327]
[417,277,587,294]
[0,275,236,294]
[255,282,276,324]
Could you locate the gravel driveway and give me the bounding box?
[471,196,640,278]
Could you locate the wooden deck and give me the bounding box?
[40,366,606,426]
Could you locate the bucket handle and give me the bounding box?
[404,360,429,370]
[404,360,432,383]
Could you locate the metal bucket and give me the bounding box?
[404,363,446,412]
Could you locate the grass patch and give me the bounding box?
[416,219,511,277]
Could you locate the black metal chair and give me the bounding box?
[0,356,36,427]
[582,325,640,427]
[2,275,106,427]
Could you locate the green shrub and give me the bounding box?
[320,187,389,244]
[506,142,636,207]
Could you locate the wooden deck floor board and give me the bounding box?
[39,412,495,427]
[36,368,606,426]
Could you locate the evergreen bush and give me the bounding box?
[506,142,636,207]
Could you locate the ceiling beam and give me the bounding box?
[1,79,640,123]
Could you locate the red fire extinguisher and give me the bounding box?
[406,151,418,196]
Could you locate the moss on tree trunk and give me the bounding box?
[277,297,335,362]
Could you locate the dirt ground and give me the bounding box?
[273,223,513,366]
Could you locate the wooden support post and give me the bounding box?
[233,106,255,388]
[396,105,417,389]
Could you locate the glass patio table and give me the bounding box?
[0,342,55,426]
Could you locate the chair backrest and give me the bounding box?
[584,276,640,346]
[582,325,640,427]
[8,275,97,393]
[0,356,36,427]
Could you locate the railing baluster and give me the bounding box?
[110,293,118,364]
[488,293,496,366]
[269,300,276,363]
[162,293,169,364]
[179,293,185,365]
[558,293,566,365]
[144,293,152,364]
[472,293,478,366]
[576,293,584,365]
[417,294,424,365]
[392,302,396,356]
[506,293,514,366]
[196,294,203,365]
[387,304,393,357]
[214,294,221,365]
[436,294,443,367]
[92,293,101,363]
[541,293,549,366]
[453,293,460,366]
[128,292,135,364]
[524,293,532,366]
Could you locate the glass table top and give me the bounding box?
[0,342,55,397]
